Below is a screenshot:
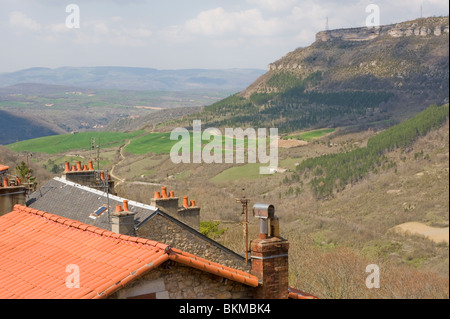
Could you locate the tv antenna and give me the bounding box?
[235,189,250,263]
[91,137,100,170]
[325,17,329,31]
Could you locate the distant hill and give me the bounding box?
[171,16,449,133]
[0,67,265,92]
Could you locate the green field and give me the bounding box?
[7,129,274,158]
[124,132,177,155]
[282,128,335,141]
[7,131,144,154]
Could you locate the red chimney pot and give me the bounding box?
[183,196,189,208]
[123,200,129,212]
[161,187,168,199]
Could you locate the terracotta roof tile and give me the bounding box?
[0,204,261,299]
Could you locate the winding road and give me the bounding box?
[109,139,161,187]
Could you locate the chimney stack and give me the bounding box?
[151,187,178,215]
[111,202,135,235]
[251,204,289,299]
[88,160,94,171]
[76,161,82,172]
[150,187,200,231]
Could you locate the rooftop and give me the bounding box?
[0,204,259,299]
[0,165,9,173]
[27,177,158,231]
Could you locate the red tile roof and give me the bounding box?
[0,205,258,299]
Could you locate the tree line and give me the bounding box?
[290,104,449,199]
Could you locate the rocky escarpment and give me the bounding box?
[241,16,448,104]
[266,17,449,73]
[190,16,448,135]
[314,17,449,44]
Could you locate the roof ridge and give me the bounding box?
[52,177,158,211]
[12,204,169,251]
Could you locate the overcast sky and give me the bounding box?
[0,0,448,73]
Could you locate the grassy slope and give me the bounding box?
[7,131,144,154]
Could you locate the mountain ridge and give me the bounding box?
[0,67,265,92]
[170,16,449,134]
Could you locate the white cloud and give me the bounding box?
[177,7,284,38]
[9,11,41,32]
[247,0,298,12]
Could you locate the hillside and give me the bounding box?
[168,16,449,133]
[0,109,62,145]
[4,101,449,298]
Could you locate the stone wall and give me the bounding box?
[136,213,251,272]
[0,187,26,216]
[110,261,255,299]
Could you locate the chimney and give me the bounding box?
[2,178,8,188]
[88,160,94,171]
[100,171,105,181]
[71,165,76,172]
[151,187,178,215]
[177,195,200,230]
[83,165,88,171]
[111,202,135,235]
[76,161,82,171]
[64,162,70,172]
[251,204,289,299]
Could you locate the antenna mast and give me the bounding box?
[91,137,100,170]
[236,190,250,263]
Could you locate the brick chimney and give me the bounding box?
[250,204,289,299]
[111,200,136,235]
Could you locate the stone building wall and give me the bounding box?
[110,261,255,299]
[136,213,251,273]
[0,187,26,216]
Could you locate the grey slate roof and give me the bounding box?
[27,177,158,231]
[27,177,248,266]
